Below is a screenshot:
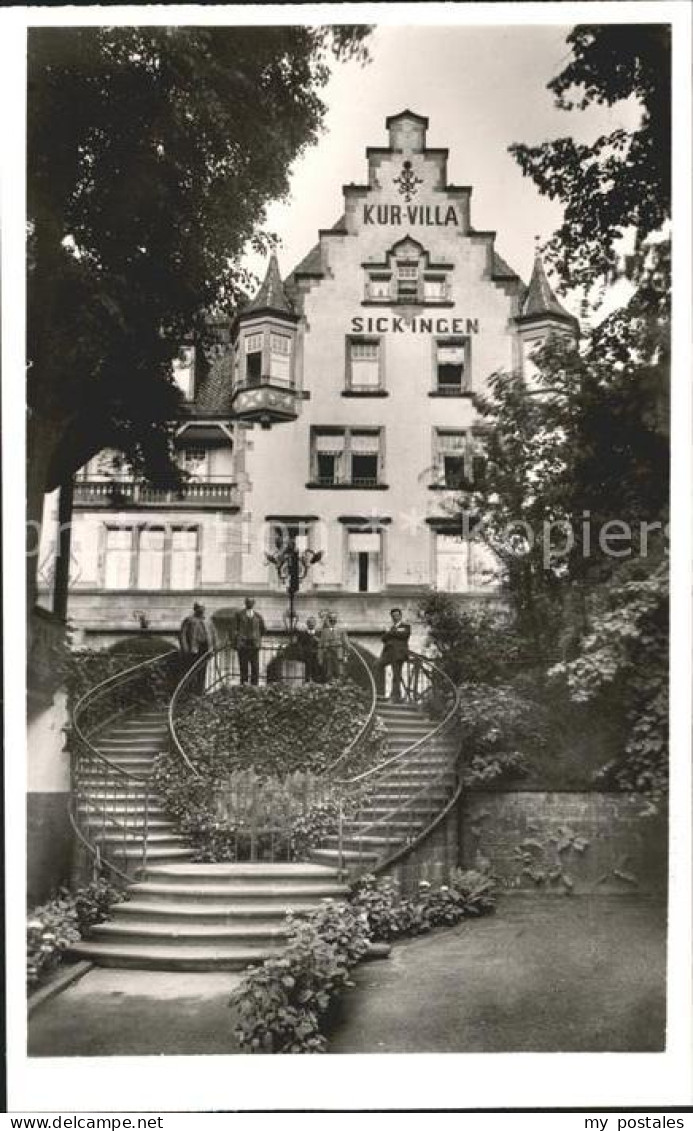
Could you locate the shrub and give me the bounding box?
[175,678,386,779]
[231,901,371,1053]
[27,879,126,989]
[351,870,497,940]
[231,873,498,1053]
[456,683,548,787]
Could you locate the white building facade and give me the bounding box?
[38,110,576,649]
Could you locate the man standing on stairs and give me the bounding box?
[232,596,266,686]
[319,612,349,682]
[376,608,411,701]
[179,602,218,693]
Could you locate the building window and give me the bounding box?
[367,273,391,300]
[104,527,133,590]
[269,332,293,386]
[137,528,166,590]
[346,529,382,593]
[434,533,497,591]
[314,432,345,485]
[311,428,383,487]
[244,333,264,385]
[172,346,195,400]
[347,338,382,391]
[350,432,380,485]
[423,275,448,301]
[435,431,469,489]
[170,528,198,590]
[435,338,468,394]
[397,260,419,301]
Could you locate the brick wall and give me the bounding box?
[461,791,667,895]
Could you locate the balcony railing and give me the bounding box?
[73,478,240,509]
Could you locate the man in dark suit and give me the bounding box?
[376,607,411,702]
[232,597,266,686]
[298,615,322,682]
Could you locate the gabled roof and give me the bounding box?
[520,253,574,321]
[386,109,429,128]
[244,252,294,315]
[193,349,233,416]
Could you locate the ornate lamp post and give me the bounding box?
[265,537,323,639]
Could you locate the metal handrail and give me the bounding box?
[322,643,378,776]
[70,649,178,879]
[341,650,459,786]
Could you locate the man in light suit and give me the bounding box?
[319,612,349,682]
[232,596,266,686]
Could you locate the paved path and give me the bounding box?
[29,969,242,1057]
[329,895,666,1053]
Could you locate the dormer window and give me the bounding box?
[424,275,448,301]
[367,273,391,300]
[397,260,419,301]
[172,346,195,400]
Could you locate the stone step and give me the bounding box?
[90,920,292,946]
[115,900,311,923]
[323,833,407,849]
[309,848,378,865]
[133,881,349,903]
[142,862,343,884]
[67,940,284,971]
[92,831,188,846]
[76,814,173,829]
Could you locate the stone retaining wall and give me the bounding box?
[460,791,667,895]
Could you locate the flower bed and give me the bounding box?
[27,879,127,990]
[230,870,497,1053]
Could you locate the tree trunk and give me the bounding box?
[26,409,64,614]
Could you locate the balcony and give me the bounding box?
[73,477,240,510]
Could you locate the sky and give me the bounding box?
[245,23,642,316]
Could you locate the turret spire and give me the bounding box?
[520,249,575,323]
[245,253,294,316]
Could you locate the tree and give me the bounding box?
[510,24,670,292]
[27,25,371,600]
[459,23,671,797]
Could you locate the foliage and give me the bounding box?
[231,873,498,1053]
[28,25,372,495]
[107,635,174,658]
[509,24,670,293]
[27,879,126,989]
[155,679,386,861]
[231,901,371,1053]
[350,871,498,942]
[174,679,386,779]
[417,592,530,684]
[550,559,668,803]
[456,684,547,787]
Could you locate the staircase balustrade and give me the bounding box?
[70,650,180,883]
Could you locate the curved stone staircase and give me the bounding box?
[69,643,461,972]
